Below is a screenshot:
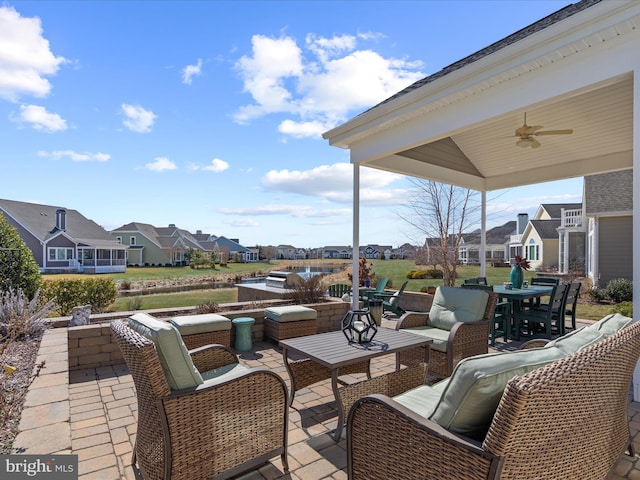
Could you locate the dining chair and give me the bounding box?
[563,282,582,331]
[520,283,567,338]
[525,277,560,309]
[461,284,511,345]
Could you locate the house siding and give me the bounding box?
[2,215,43,265]
[597,216,632,286]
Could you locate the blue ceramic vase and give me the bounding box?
[510,266,523,289]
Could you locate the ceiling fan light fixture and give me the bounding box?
[516,138,534,148]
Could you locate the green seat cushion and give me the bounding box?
[428,286,489,331]
[393,379,450,418]
[128,313,203,390]
[170,314,232,335]
[543,326,603,354]
[402,326,450,353]
[265,306,317,322]
[201,363,249,382]
[588,313,633,336]
[429,346,565,436]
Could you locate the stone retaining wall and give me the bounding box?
[67,300,352,370]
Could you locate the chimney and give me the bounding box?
[517,213,528,234]
[168,224,176,228]
[196,230,202,235]
[55,209,67,231]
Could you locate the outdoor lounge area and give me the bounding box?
[11,308,640,480]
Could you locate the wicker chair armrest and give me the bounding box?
[189,344,238,372]
[395,311,429,330]
[447,320,491,365]
[520,338,550,349]
[348,394,498,480]
[161,368,289,476]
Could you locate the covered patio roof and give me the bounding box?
[323,0,640,398]
[324,0,636,192]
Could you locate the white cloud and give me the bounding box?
[182,58,203,84]
[188,158,230,173]
[219,204,351,218]
[146,157,176,172]
[233,32,424,138]
[121,103,156,133]
[224,218,259,228]
[261,163,406,204]
[0,6,67,102]
[38,150,110,162]
[11,104,67,132]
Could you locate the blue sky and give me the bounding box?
[0,0,581,248]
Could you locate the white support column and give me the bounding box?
[352,163,360,311]
[480,191,486,277]
[632,70,640,402]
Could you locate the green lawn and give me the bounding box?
[66,259,617,321]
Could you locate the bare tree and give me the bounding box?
[399,179,476,286]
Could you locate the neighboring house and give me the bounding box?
[459,221,514,266]
[323,246,352,259]
[360,244,393,259]
[111,222,199,266]
[208,236,257,262]
[585,169,632,287]
[0,198,127,274]
[392,243,417,260]
[507,204,585,271]
[276,245,299,260]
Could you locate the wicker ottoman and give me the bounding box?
[264,306,317,342]
[170,313,232,349]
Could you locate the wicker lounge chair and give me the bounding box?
[347,317,640,480]
[395,286,497,378]
[111,315,289,480]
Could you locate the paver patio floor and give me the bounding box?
[14,318,640,479]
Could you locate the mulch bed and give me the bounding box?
[0,335,42,453]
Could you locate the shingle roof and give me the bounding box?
[462,221,517,245]
[0,198,122,247]
[584,169,632,214]
[530,219,561,239]
[540,203,582,219]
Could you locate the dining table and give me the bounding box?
[492,284,555,340]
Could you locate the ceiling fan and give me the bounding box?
[514,113,573,148]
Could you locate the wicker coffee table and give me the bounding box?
[280,328,432,441]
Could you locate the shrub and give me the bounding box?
[0,288,54,342]
[605,278,633,303]
[611,301,633,317]
[125,296,143,312]
[0,213,42,300]
[285,275,324,304]
[587,287,606,303]
[195,300,219,314]
[41,277,118,315]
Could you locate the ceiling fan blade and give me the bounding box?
[530,138,542,148]
[535,129,573,136]
[515,125,543,136]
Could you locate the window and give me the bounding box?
[115,236,122,244]
[48,248,74,261]
[528,239,540,261]
[130,236,136,246]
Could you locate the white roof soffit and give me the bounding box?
[323,0,640,191]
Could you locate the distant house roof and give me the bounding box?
[528,219,561,239]
[213,236,250,253]
[539,203,582,219]
[0,198,122,248]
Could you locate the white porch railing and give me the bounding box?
[561,208,583,227]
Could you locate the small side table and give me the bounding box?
[232,317,255,351]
